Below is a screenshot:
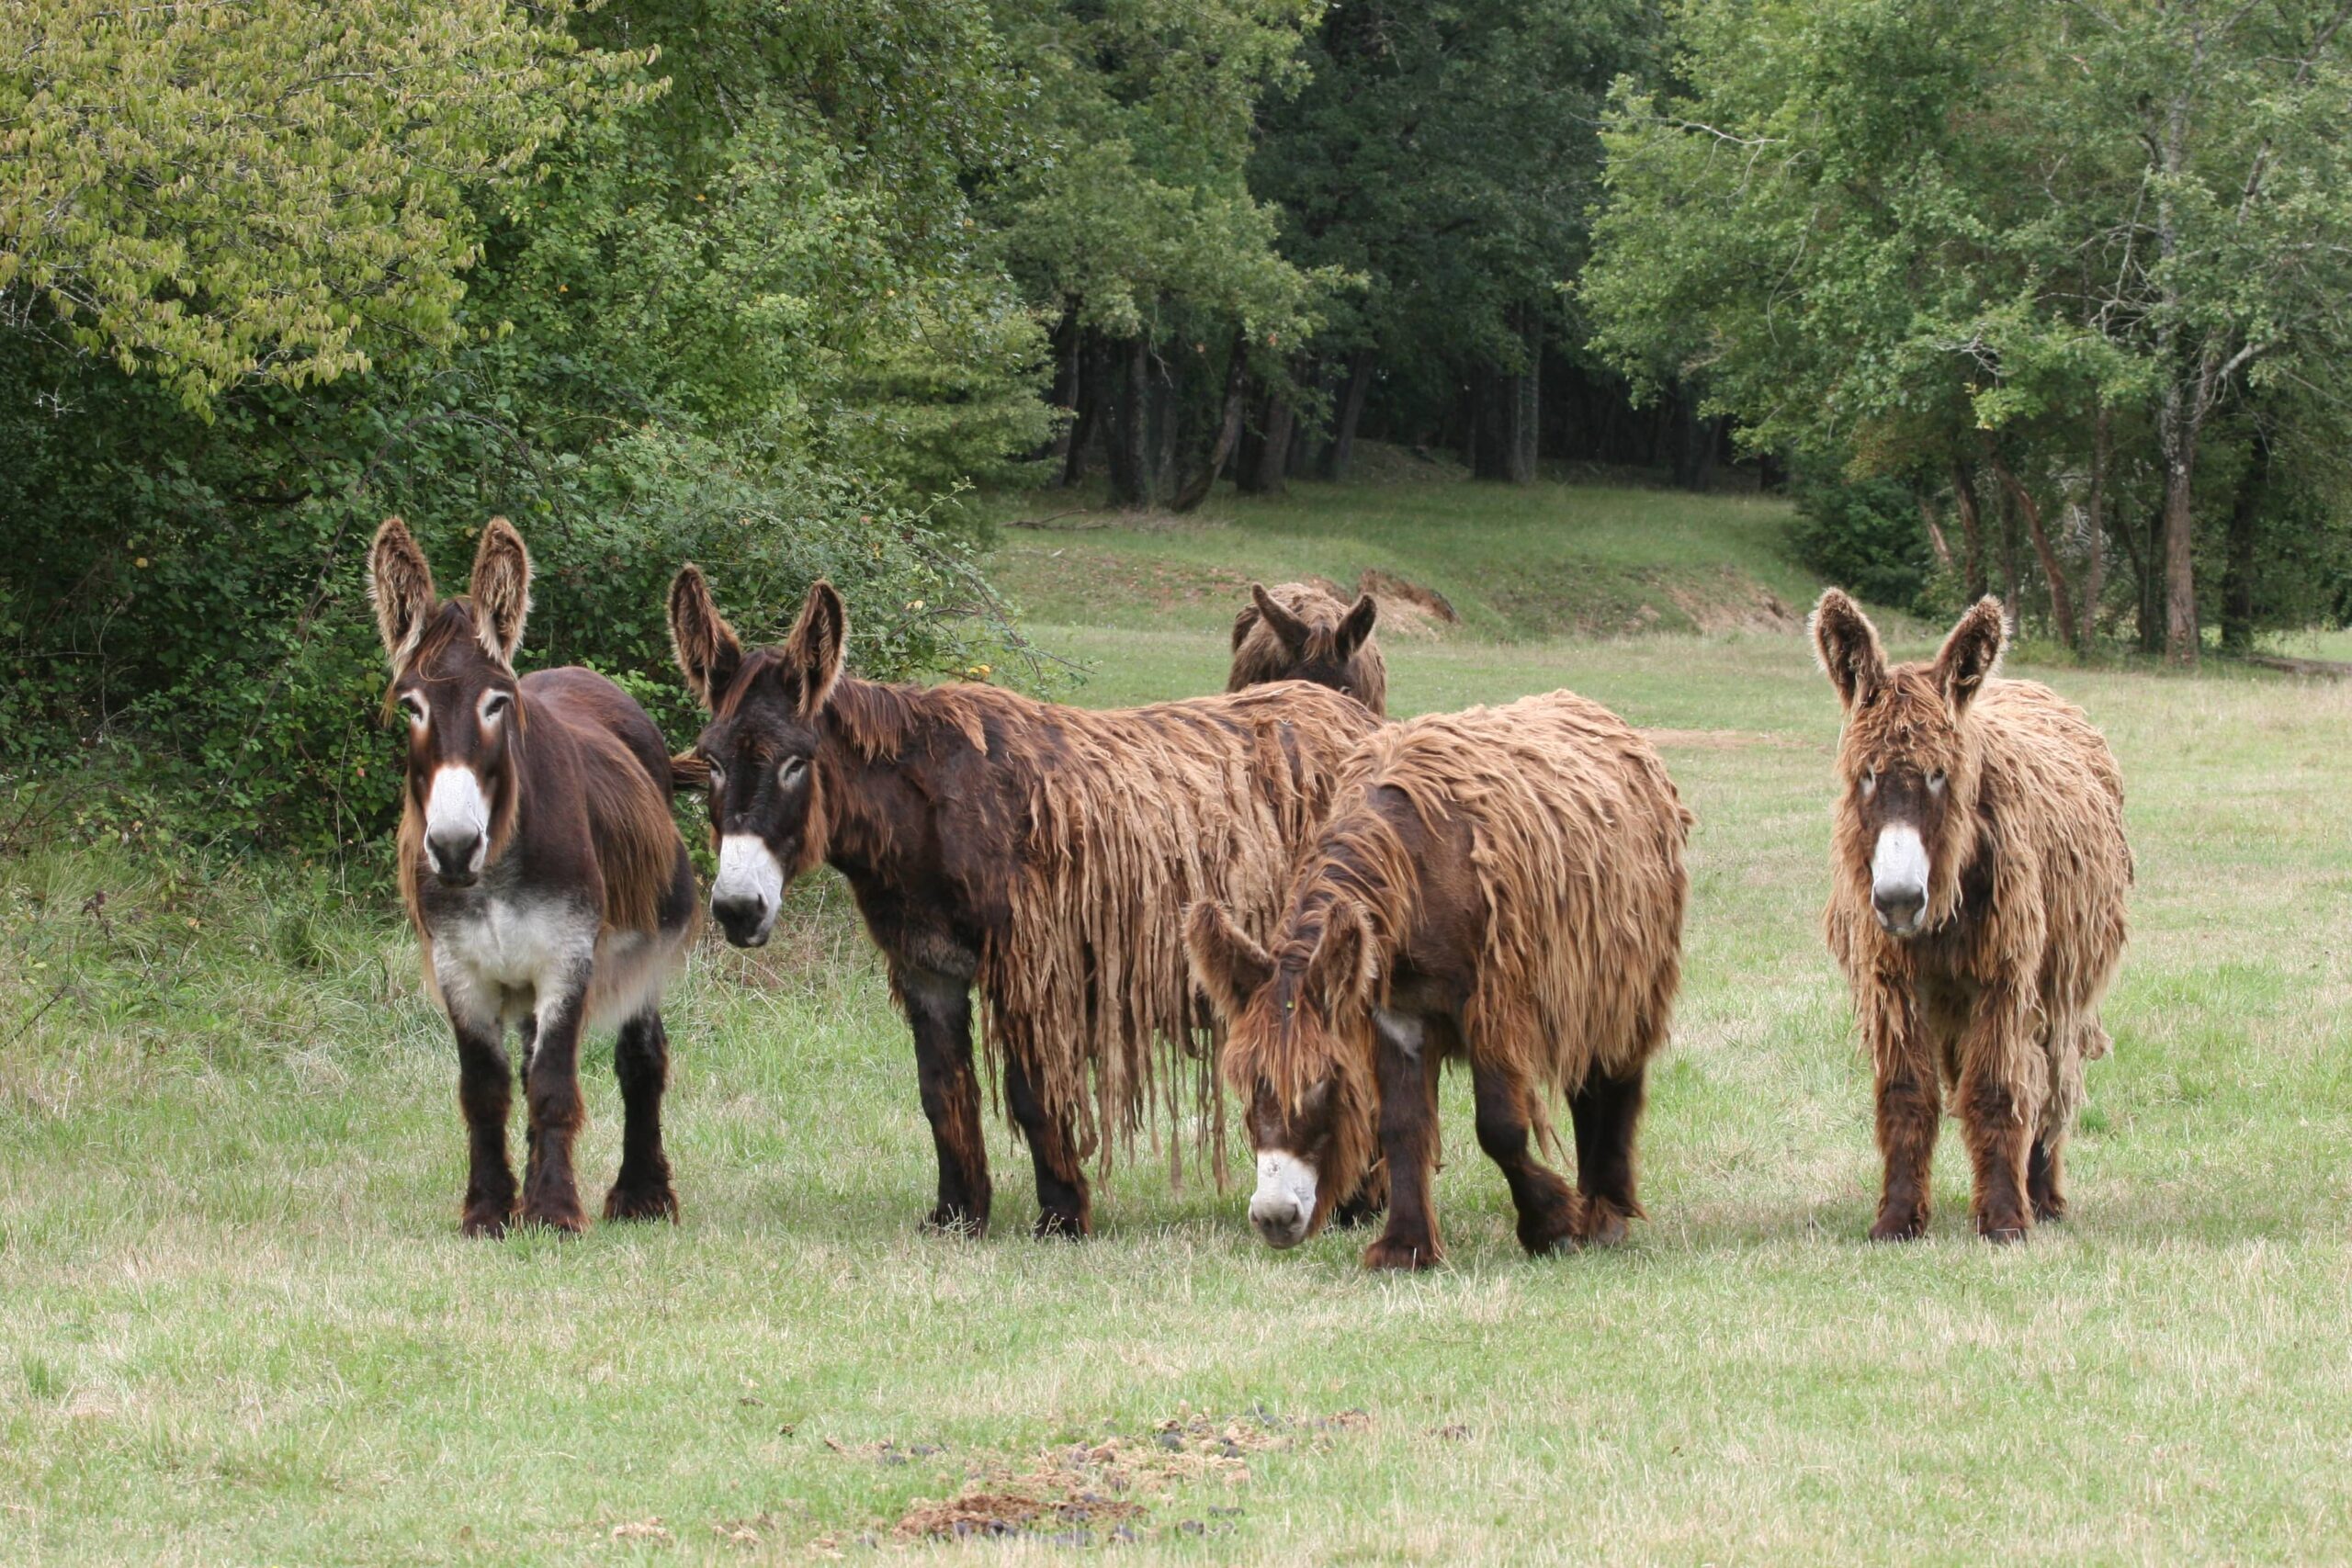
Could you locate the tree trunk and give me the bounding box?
[1060,333,1101,488]
[1170,334,1250,513]
[1986,451,2077,649]
[2083,406,2109,642]
[1321,349,1373,479]
[1035,308,1080,466]
[2220,428,2271,655]
[1106,336,1152,508]
[2159,415,2199,665]
[1250,394,1294,495]
[1950,460,1988,599]
[2137,502,2165,655]
[1917,488,1954,571]
[1516,313,1542,481]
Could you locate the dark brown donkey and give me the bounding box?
[668,570,1380,1236]
[1188,691,1690,1269]
[1227,581,1385,714]
[1813,591,2129,1241]
[369,517,696,1235]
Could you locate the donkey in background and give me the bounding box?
[1812,591,2130,1242]
[1228,581,1385,714]
[369,517,696,1235]
[668,570,1381,1237]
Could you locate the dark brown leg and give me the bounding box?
[1004,1047,1091,1238]
[1956,985,2035,1243]
[605,1009,678,1222]
[453,1016,516,1237]
[1363,1011,1445,1271]
[518,997,588,1233]
[1331,1163,1388,1229]
[901,971,992,1236]
[1472,1057,1584,1257]
[1870,1055,1940,1242]
[1567,1062,1646,1246]
[2028,1134,2066,1224]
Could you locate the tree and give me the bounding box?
[0,1,645,409]
[1586,0,2352,662]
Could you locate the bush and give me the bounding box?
[1787,469,1934,611]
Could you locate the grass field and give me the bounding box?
[7,479,2352,1563]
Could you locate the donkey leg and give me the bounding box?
[2027,1135,2066,1224]
[1870,1057,1940,1242]
[1004,1047,1091,1239]
[901,971,992,1236]
[605,1008,679,1223]
[518,994,589,1234]
[1472,1058,1584,1258]
[1363,1010,1446,1271]
[1958,986,2037,1243]
[1330,1163,1389,1230]
[1567,1062,1647,1246]
[452,1015,517,1238]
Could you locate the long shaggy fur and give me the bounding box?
[1227,581,1386,715]
[1216,691,1691,1200]
[1815,588,2130,1237]
[819,675,1377,1169]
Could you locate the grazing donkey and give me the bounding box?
[369,517,696,1235]
[1811,591,2130,1242]
[1187,692,1690,1269]
[668,571,1381,1237]
[1228,581,1386,714]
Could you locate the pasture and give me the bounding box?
[6,481,2352,1563]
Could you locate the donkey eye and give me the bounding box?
[1928,770,1947,793]
[480,692,512,723]
[706,761,725,792]
[1860,770,1877,796]
[778,757,808,789]
[400,694,427,726]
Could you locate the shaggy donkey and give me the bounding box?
[1811,591,2130,1242]
[1228,581,1385,714]
[668,571,1381,1237]
[1187,691,1690,1269]
[369,518,696,1235]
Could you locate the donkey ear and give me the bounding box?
[1251,583,1309,651]
[1186,901,1274,1021]
[1334,593,1377,657]
[468,517,531,669]
[367,516,436,668]
[1935,596,2007,717]
[1810,588,1887,710]
[667,563,745,711]
[784,580,848,716]
[1230,600,1260,653]
[1304,901,1376,1019]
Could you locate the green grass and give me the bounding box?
[8,480,2352,1562]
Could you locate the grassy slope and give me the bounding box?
[7,482,2352,1563]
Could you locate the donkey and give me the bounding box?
[668,571,1382,1237]
[1811,591,2130,1242]
[1187,691,1691,1269]
[369,517,696,1236]
[1228,581,1385,714]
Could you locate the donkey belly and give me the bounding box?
[429,894,599,1032]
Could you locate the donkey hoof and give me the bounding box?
[459,1206,513,1240]
[1573,1199,1633,1249]
[1329,1193,1387,1230]
[1034,1209,1091,1241]
[1868,1211,1928,1243]
[1361,1235,1442,1271]
[518,1198,588,1235]
[604,1183,680,1223]
[922,1205,986,1238]
[1979,1223,2030,1245]
[2032,1197,2068,1225]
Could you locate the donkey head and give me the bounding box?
[1234,583,1380,707]
[668,570,846,948]
[1812,589,2005,939]
[1187,898,1380,1249]
[368,517,532,887]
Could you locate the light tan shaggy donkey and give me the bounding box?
[1187,690,1690,1269]
[1812,590,2130,1242]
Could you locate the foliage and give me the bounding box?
[0,0,646,410]
[1786,470,1934,615]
